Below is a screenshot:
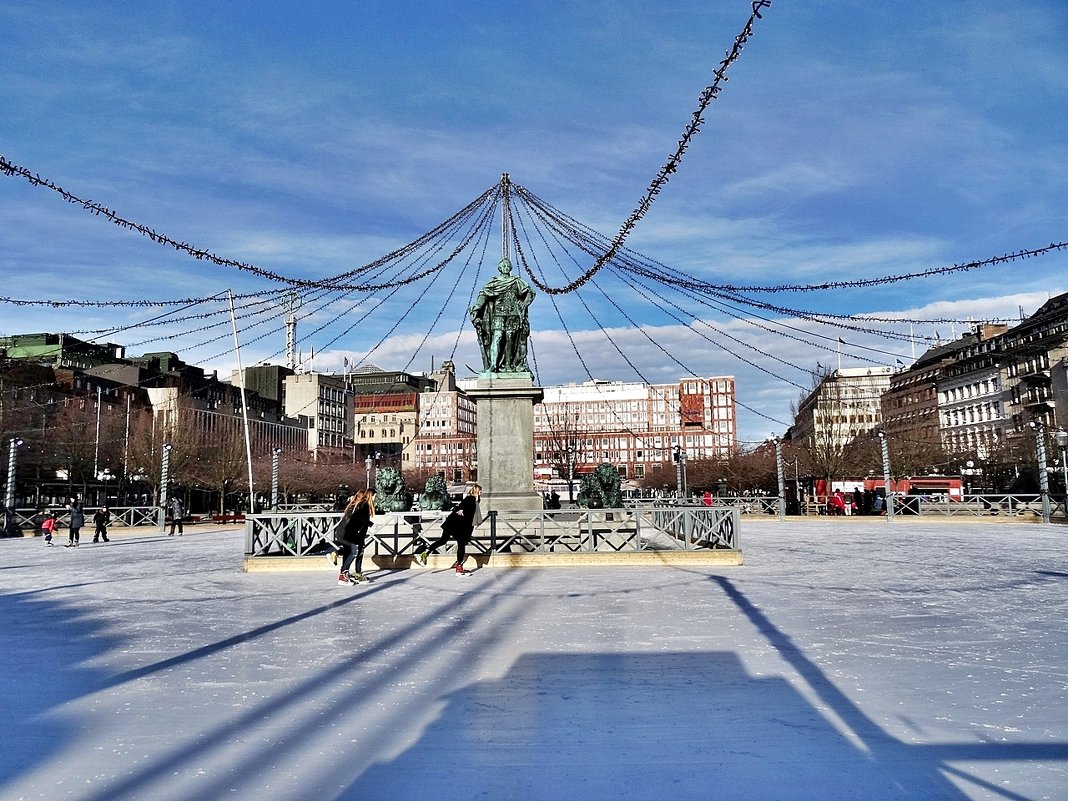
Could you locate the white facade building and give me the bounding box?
[283,373,352,453]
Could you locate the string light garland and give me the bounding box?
[515,1,773,295]
[622,242,1068,294]
[0,152,499,291]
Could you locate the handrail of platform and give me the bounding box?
[243,505,739,559]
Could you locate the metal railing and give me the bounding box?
[707,496,780,515]
[895,494,1066,518]
[3,505,159,533]
[244,505,739,559]
[750,494,1066,520]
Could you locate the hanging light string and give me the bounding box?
[512,183,1055,326]
[409,221,498,443]
[0,0,773,299]
[655,278,906,364]
[511,212,670,447]
[0,285,284,309]
[0,151,500,291]
[516,188,826,373]
[514,2,773,296]
[4,144,1061,320]
[103,183,499,369]
[513,193,812,388]
[513,198,790,429]
[658,242,1068,293]
[514,182,926,358]
[353,194,497,368]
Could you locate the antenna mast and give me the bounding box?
[501,172,511,264]
[282,291,302,371]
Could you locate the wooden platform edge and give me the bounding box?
[243,550,743,572]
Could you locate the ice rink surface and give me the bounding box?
[2,519,1067,800]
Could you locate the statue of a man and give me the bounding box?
[470,257,535,375]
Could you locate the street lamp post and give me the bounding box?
[875,430,895,523]
[98,468,113,506]
[159,443,172,532]
[5,437,24,536]
[680,446,688,500]
[566,446,575,505]
[1029,421,1051,524]
[1056,430,1068,513]
[673,445,683,501]
[793,456,801,513]
[774,438,786,521]
[271,447,283,510]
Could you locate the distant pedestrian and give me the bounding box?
[168,497,185,535]
[853,487,863,516]
[92,506,111,543]
[337,489,375,585]
[415,484,482,575]
[41,510,56,546]
[65,500,84,547]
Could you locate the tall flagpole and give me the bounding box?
[227,290,256,514]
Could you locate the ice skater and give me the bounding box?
[168,497,185,535]
[337,488,375,585]
[65,499,84,547]
[92,506,111,542]
[41,509,56,545]
[415,484,481,575]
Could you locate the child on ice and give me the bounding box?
[41,510,56,545]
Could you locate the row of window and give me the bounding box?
[940,377,1000,403]
[942,403,1001,427]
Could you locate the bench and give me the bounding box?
[211,514,246,524]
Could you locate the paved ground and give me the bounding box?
[2,519,1067,800]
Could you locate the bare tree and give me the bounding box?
[188,423,248,514]
[540,402,590,480]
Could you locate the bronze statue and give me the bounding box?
[470,257,535,375]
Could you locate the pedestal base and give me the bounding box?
[466,377,544,513]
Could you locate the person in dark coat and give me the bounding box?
[337,489,375,585]
[65,500,84,547]
[853,487,864,517]
[92,506,111,542]
[415,484,482,575]
[168,497,185,535]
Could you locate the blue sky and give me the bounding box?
[2,1,1066,443]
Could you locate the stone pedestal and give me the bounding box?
[466,376,544,513]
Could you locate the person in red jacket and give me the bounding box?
[41,510,57,545]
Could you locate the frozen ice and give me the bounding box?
[1,518,1066,800]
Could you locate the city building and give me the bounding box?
[412,361,477,482]
[935,329,1011,459]
[527,377,737,482]
[882,325,1008,457]
[281,372,352,455]
[998,292,1068,434]
[792,367,893,451]
[347,364,431,470]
